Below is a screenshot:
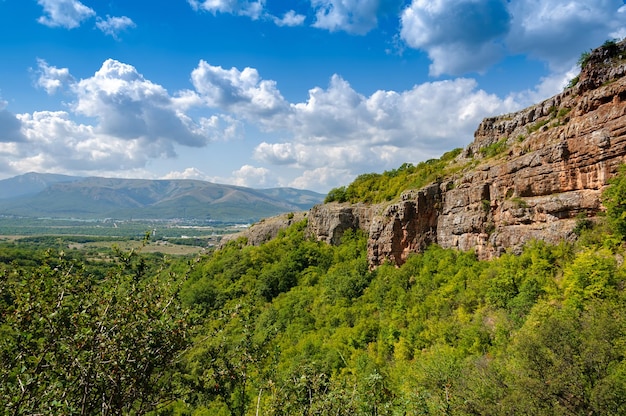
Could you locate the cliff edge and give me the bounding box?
[306,39,626,267]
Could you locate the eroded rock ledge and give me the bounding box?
[306,39,626,267]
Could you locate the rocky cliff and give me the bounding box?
[306,39,626,267]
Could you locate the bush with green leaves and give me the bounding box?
[0,246,190,415]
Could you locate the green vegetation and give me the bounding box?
[602,164,626,239]
[3,168,626,414]
[578,50,592,69]
[0,217,240,239]
[526,118,551,134]
[325,148,463,203]
[557,107,572,119]
[479,138,508,158]
[0,241,190,414]
[510,197,528,209]
[566,75,580,89]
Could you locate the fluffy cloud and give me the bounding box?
[34,59,73,94]
[254,142,300,165]
[15,111,159,173]
[400,0,510,75]
[71,59,209,147]
[163,167,210,180]
[188,0,265,19]
[286,75,511,149]
[0,60,231,177]
[0,100,26,143]
[95,15,136,39]
[400,0,626,75]
[196,114,245,141]
[248,74,518,190]
[311,0,382,34]
[181,61,521,189]
[36,0,95,29]
[289,166,354,190]
[231,164,270,187]
[506,0,626,70]
[273,10,306,27]
[191,61,288,118]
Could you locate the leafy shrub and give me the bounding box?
[602,165,626,239]
[578,50,592,69]
[479,139,508,158]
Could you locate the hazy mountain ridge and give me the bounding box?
[0,173,325,222]
[0,172,82,200]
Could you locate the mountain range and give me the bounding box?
[0,173,325,222]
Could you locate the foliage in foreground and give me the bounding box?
[0,244,190,415]
[3,169,626,414]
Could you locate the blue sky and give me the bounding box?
[0,0,625,192]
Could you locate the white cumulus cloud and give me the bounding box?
[273,10,306,27]
[0,59,232,178]
[191,61,288,118]
[162,167,211,180]
[96,15,136,39]
[15,111,158,174]
[247,72,520,190]
[34,59,73,94]
[400,0,510,75]
[196,114,245,141]
[506,0,626,70]
[231,164,271,187]
[72,59,209,147]
[311,0,382,34]
[179,61,527,190]
[289,166,354,191]
[254,142,299,165]
[188,0,265,19]
[400,0,626,75]
[37,0,95,29]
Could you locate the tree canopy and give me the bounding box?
[2,166,626,415]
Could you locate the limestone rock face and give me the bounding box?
[306,202,382,245]
[306,39,626,267]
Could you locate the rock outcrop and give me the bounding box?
[219,211,308,247]
[306,39,626,267]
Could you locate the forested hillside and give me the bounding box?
[2,168,626,415]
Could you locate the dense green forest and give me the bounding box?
[2,170,626,414]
